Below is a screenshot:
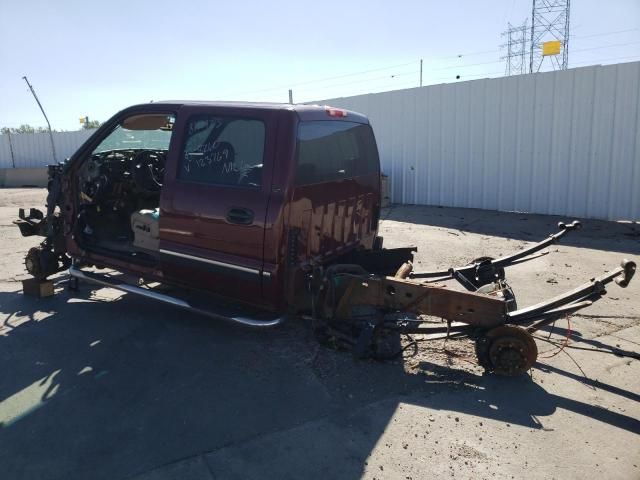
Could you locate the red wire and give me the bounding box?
[539,315,572,359]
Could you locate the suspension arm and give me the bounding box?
[507,259,636,325]
[410,221,582,287]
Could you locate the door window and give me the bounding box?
[296,121,379,185]
[179,116,265,187]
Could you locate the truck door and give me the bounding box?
[159,106,277,304]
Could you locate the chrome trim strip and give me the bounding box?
[159,228,193,237]
[69,266,284,328]
[159,249,260,275]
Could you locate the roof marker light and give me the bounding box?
[325,106,347,117]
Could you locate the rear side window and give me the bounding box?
[179,115,265,187]
[296,121,379,185]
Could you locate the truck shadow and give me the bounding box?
[0,284,638,480]
[381,205,640,256]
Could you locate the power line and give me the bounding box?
[433,70,505,82]
[435,58,503,70]
[295,70,419,94]
[230,56,501,98]
[571,27,640,39]
[304,53,640,102]
[438,40,640,73]
[225,61,417,96]
[298,45,639,99]
[313,54,640,100]
[571,40,640,54]
[443,27,640,61]
[309,69,505,101]
[570,54,640,66]
[299,79,419,103]
[437,48,501,59]
[443,27,640,59]
[224,27,640,100]
[351,79,420,94]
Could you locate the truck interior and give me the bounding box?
[75,111,268,264]
[74,113,174,262]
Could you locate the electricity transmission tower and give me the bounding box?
[502,21,529,76]
[529,0,571,73]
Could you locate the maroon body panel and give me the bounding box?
[62,101,380,313]
[260,110,298,309]
[288,177,379,266]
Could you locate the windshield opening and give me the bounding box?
[93,114,175,153]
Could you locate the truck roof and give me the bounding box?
[140,100,370,124]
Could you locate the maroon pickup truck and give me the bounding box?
[15,101,635,375]
[18,102,381,317]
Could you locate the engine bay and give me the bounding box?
[76,148,166,259]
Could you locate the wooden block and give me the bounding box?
[22,278,55,298]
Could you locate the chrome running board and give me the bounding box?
[68,266,285,328]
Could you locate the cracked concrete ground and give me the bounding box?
[0,188,638,480]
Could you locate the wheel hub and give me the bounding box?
[480,325,538,376]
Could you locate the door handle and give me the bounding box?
[226,207,254,225]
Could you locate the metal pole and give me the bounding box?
[521,20,528,75]
[21,75,57,163]
[419,59,423,87]
[529,0,536,73]
[288,89,293,104]
[6,130,16,168]
[563,0,571,69]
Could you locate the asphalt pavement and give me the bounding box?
[1,189,638,480]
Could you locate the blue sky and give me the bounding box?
[1,0,639,131]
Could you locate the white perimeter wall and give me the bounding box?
[321,62,640,221]
[0,129,94,169]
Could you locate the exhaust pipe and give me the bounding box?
[69,266,285,328]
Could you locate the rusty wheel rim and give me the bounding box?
[486,325,538,376]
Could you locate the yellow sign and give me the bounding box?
[542,40,562,56]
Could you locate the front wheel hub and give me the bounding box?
[24,246,59,280]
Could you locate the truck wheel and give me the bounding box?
[25,247,57,280]
[475,325,538,376]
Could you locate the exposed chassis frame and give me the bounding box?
[313,221,636,374]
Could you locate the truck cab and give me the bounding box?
[18,101,382,316]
